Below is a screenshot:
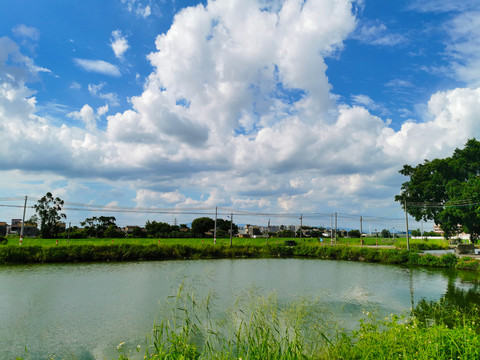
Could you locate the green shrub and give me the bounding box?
[456,257,480,271]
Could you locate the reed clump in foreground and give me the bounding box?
[112,285,480,360]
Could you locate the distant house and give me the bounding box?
[8,221,20,235]
[433,223,468,240]
[57,222,66,233]
[237,228,249,237]
[124,226,139,234]
[23,225,38,237]
[6,220,38,237]
[0,222,6,236]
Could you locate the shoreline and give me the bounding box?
[0,242,479,273]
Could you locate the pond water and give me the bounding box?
[1,258,479,360]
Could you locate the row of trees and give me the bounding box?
[27,194,417,240]
[28,197,242,239]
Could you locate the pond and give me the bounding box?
[1,258,479,359]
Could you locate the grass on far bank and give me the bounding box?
[3,234,452,250]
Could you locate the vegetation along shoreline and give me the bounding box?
[1,239,479,272]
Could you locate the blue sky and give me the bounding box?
[1,0,480,231]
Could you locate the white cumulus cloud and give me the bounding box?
[110,30,129,59]
[1,0,480,222]
[73,58,121,77]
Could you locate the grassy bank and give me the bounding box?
[0,240,477,272]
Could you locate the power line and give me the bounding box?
[0,196,427,227]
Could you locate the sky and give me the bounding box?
[1,0,480,231]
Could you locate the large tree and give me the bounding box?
[191,217,215,237]
[395,139,480,242]
[34,192,66,238]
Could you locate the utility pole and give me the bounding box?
[421,221,424,243]
[299,214,303,242]
[267,218,270,245]
[335,212,337,245]
[67,222,71,245]
[229,212,233,247]
[330,214,333,243]
[19,196,28,246]
[214,206,217,245]
[405,200,410,251]
[360,216,363,245]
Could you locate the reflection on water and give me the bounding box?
[0,259,479,359]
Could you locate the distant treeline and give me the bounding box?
[64,217,239,239]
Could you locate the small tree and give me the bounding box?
[381,229,391,238]
[104,224,124,238]
[348,229,361,238]
[34,192,66,238]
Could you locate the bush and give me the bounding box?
[456,257,480,271]
[0,237,7,245]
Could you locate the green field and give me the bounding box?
[3,235,451,250]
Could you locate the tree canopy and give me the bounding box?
[80,216,117,238]
[395,139,480,242]
[34,192,66,238]
[191,217,215,237]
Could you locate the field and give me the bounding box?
[3,235,451,250]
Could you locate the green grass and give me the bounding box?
[3,235,451,250]
[109,285,480,360]
[0,236,472,271]
[5,236,275,247]
[327,308,480,359]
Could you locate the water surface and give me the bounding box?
[0,258,478,359]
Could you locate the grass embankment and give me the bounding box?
[0,236,477,271]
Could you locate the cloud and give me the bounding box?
[445,10,480,86]
[88,82,120,106]
[121,0,152,18]
[70,82,81,89]
[110,30,129,59]
[409,1,480,87]
[351,94,378,110]
[408,0,478,13]
[67,104,97,132]
[0,36,51,82]
[2,0,480,222]
[385,79,414,88]
[97,104,109,116]
[12,24,40,41]
[73,58,121,77]
[353,22,407,46]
